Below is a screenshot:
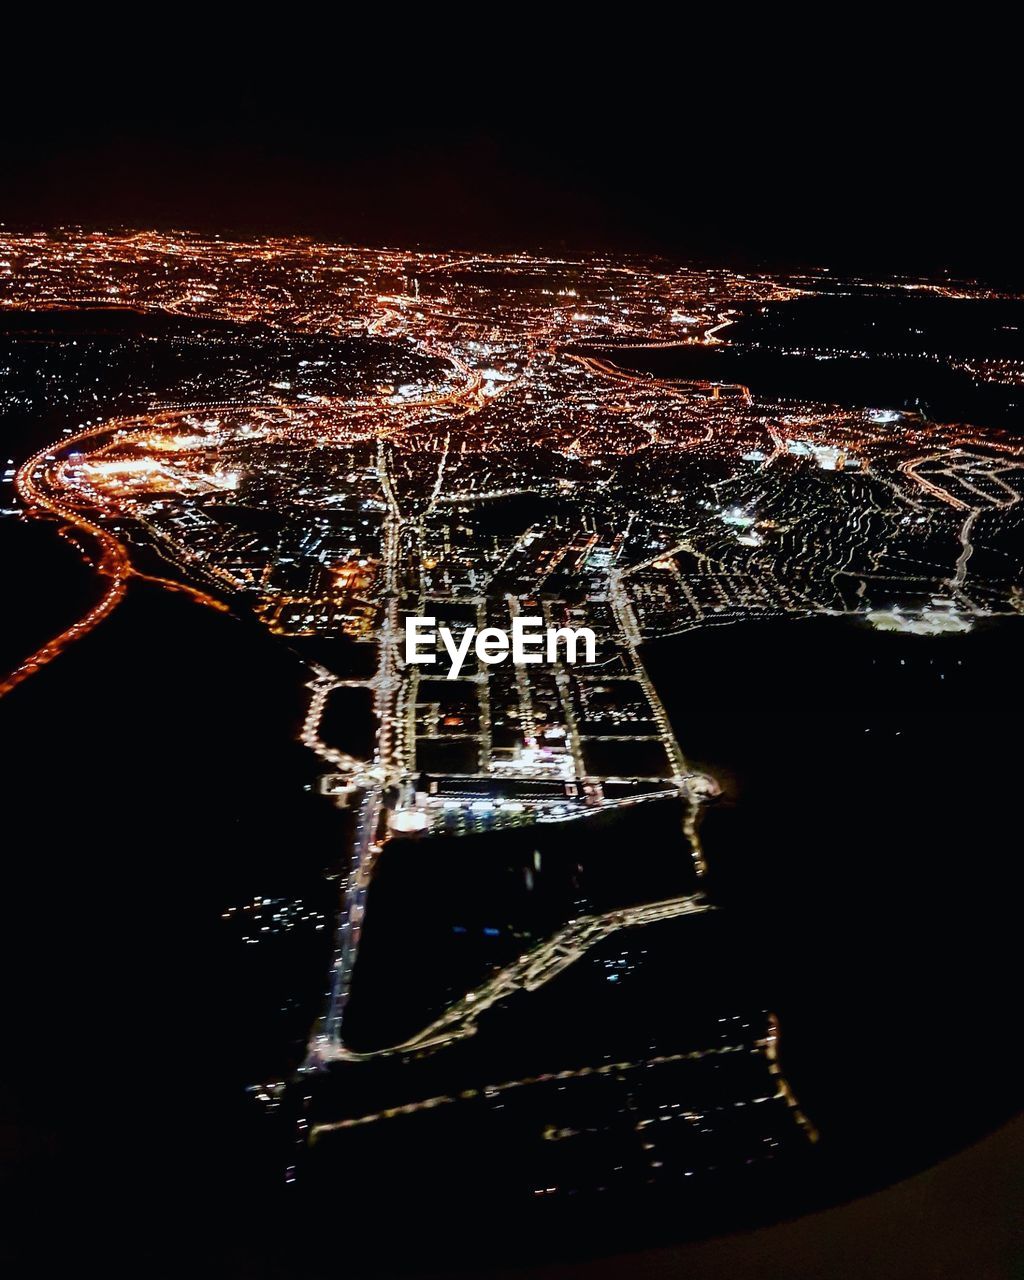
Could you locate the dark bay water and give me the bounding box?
[0,581,349,1211]
[0,516,103,671]
[736,296,1024,360]
[600,296,1024,429]
[642,614,1024,1169]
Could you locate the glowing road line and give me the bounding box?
[313,892,712,1064]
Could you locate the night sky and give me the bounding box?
[2,39,1020,282]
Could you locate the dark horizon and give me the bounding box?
[3,55,1021,285]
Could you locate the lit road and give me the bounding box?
[312,891,712,1064]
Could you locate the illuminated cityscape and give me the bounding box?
[2,228,1023,1262]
